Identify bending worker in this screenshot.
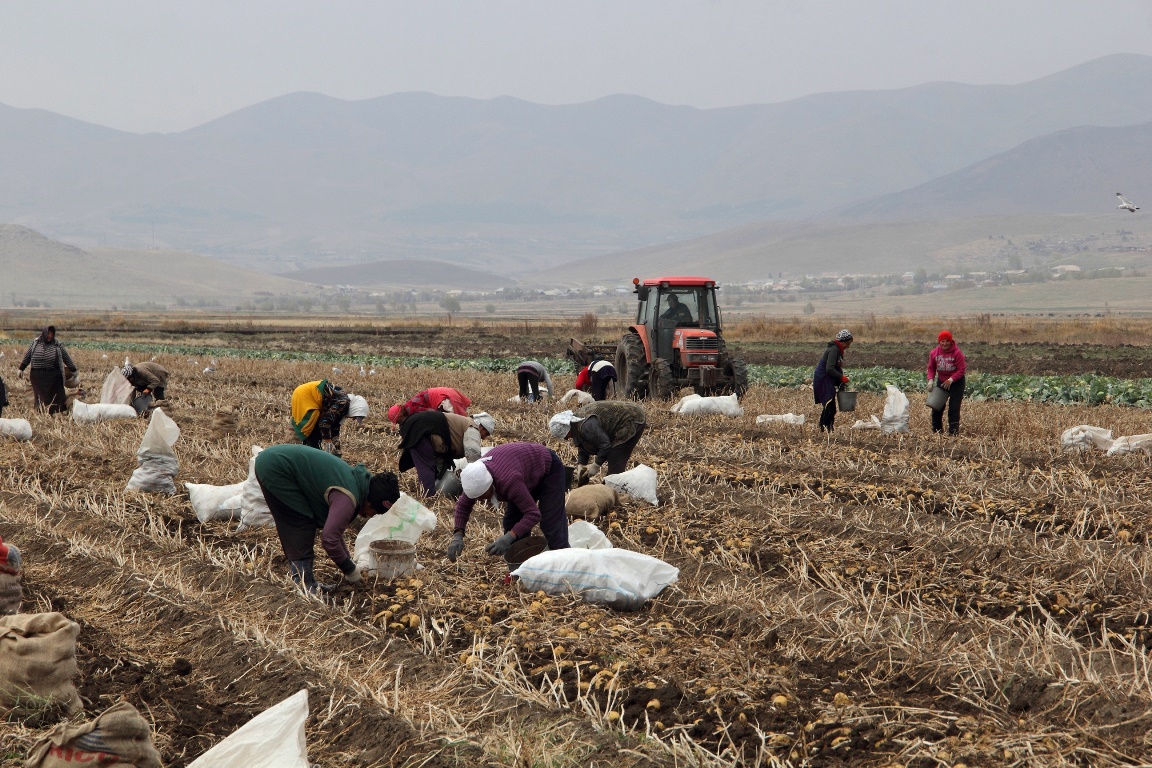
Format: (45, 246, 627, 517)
(574, 358, 618, 401)
(123, 361, 169, 401)
(447, 442, 570, 562)
(254, 444, 400, 595)
(291, 379, 350, 455)
(549, 401, 647, 485)
(399, 409, 496, 496)
(515, 360, 554, 403)
(387, 386, 472, 425)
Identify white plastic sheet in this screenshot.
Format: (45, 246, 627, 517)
(188, 689, 309, 768)
(99, 368, 135, 406)
(603, 464, 659, 505)
(1060, 425, 1115, 451)
(72, 401, 138, 423)
(0, 419, 32, 441)
(755, 413, 805, 426)
(670, 393, 743, 417)
(353, 493, 436, 574)
(851, 415, 882, 430)
(513, 548, 678, 609)
(186, 482, 246, 523)
(1106, 434, 1152, 456)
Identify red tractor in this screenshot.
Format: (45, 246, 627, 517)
(613, 276, 749, 400)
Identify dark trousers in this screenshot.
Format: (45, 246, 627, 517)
(502, 450, 570, 550)
(819, 398, 836, 432)
(931, 377, 965, 435)
(604, 424, 645, 475)
(409, 437, 442, 496)
(517, 371, 541, 401)
(590, 369, 617, 401)
(29, 368, 67, 415)
(259, 480, 317, 562)
(303, 419, 342, 448)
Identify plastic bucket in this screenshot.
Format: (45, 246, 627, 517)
(504, 535, 548, 571)
(926, 384, 948, 411)
(368, 539, 417, 580)
(836, 390, 858, 412)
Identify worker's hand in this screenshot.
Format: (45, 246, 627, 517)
(343, 566, 364, 586)
(17, 369, 27, 380)
(942, 377, 953, 390)
(842, 376, 850, 385)
(586, 462, 602, 480)
(485, 532, 517, 556)
(926, 380, 935, 392)
(574, 464, 589, 486)
(447, 532, 465, 562)
(321, 439, 336, 454)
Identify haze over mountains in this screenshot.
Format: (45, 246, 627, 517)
(3, 53, 1152, 295)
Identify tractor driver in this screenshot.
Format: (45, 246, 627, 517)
(660, 293, 694, 325)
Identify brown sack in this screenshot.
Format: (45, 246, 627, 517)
(0, 612, 81, 715)
(565, 485, 619, 521)
(25, 700, 163, 768)
(209, 409, 239, 441)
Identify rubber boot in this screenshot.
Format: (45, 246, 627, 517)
(288, 559, 334, 596)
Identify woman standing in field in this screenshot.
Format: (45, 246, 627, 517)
(18, 325, 78, 415)
(813, 329, 852, 432)
(927, 330, 967, 435)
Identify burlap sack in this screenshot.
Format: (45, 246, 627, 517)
(565, 485, 619, 521)
(209, 409, 239, 441)
(0, 612, 81, 715)
(25, 700, 163, 768)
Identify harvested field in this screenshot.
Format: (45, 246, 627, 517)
(3, 344, 1152, 766)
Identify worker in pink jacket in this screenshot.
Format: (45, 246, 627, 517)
(926, 330, 967, 435)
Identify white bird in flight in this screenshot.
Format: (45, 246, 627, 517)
(1117, 193, 1139, 213)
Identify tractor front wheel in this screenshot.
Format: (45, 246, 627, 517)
(616, 333, 649, 399)
(649, 358, 676, 400)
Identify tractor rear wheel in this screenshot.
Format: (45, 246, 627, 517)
(725, 357, 750, 397)
(616, 333, 649, 399)
(649, 358, 676, 400)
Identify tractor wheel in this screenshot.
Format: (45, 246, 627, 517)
(724, 357, 750, 398)
(616, 333, 649, 399)
(649, 358, 676, 400)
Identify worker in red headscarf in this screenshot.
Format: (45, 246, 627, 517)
(926, 330, 967, 435)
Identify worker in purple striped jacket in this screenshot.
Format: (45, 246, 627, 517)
(447, 442, 570, 561)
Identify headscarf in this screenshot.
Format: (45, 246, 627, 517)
(460, 459, 494, 498)
(387, 404, 403, 424)
(835, 329, 853, 342)
(38, 325, 56, 344)
(548, 410, 581, 439)
(937, 330, 953, 343)
(122, 363, 135, 379)
(472, 412, 496, 434)
(348, 394, 369, 418)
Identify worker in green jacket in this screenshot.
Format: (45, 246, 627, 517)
(254, 444, 400, 595)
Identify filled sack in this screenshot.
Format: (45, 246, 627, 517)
(236, 446, 272, 532)
(0, 418, 32, 442)
(565, 484, 619, 520)
(73, 401, 138, 424)
(568, 520, 612, 550)
(1106, 433, 1152, 456)
(188, 689, 309, 768)
(209, 409, 239, 440)
(126, 409, 180, 495)
(99, 368, 135, 406)
(513, 549, 678, 610)
(880, 385, 910, 434)
(25, 701, 163, 768)
(186, 482, 246, 523)
(0, 612, 81, 715)
(851, 415, 882, 430)
(604, 464, 659, 506)
(670, 393, 743, 417)
(559, 389, 594, 406)
(353, 493, 437, 574)
(1060, 425, 1114, 452)
(755, 413, 805, 426)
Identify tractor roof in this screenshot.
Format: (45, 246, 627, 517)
(636, 276, 717, 287)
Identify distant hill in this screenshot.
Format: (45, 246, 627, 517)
(5, 54, 1152, 273)
(283, 259, 509, 290)
(0, 225, 310, 307)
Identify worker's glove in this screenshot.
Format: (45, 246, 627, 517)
(485, 532, 518, 556)
(321, 439, 336, 455)
(343, 567, 364, 586)
(941, 377, 953, 390)
(842, 376, 850, 385)
(447, 532, 465, 562)
(586, 462, 602, 480)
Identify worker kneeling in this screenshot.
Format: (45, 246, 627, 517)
(255, 444, 400, 595)
(398, 410, 496, 496)
(549, 401, 647, 486)
(447, 442, 570, 562)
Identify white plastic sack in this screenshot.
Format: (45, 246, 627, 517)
(353, 493, 437, 573)
(755, 413, 805, 426)
(559, 388, 594, 405)
(1061, 425, 1114, 452)
(237, 446, 272, 531)
(851, 415, 882, 430)
(513, 549, 678, 610)
(880, 385, 910, 434)
(670, 393, 743, 417)
(508, 387, 551, 403)
(0, 419, 32, 441)
(568, 520, 613, 550)
(72, 401, 138, 423)
(186, 482, 246, 523)
(126, 409, 180, 494)
(99, 368, 134, 406)
(604, 464, 659, 506)
(188, 689, 309, 768)
(1106, 433, 1152, 456)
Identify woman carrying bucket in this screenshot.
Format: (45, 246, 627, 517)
(926, 330, 967, 435)
(813, 329, 852, 432)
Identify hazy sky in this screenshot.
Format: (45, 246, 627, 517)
(2, 1, 1150, 134)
